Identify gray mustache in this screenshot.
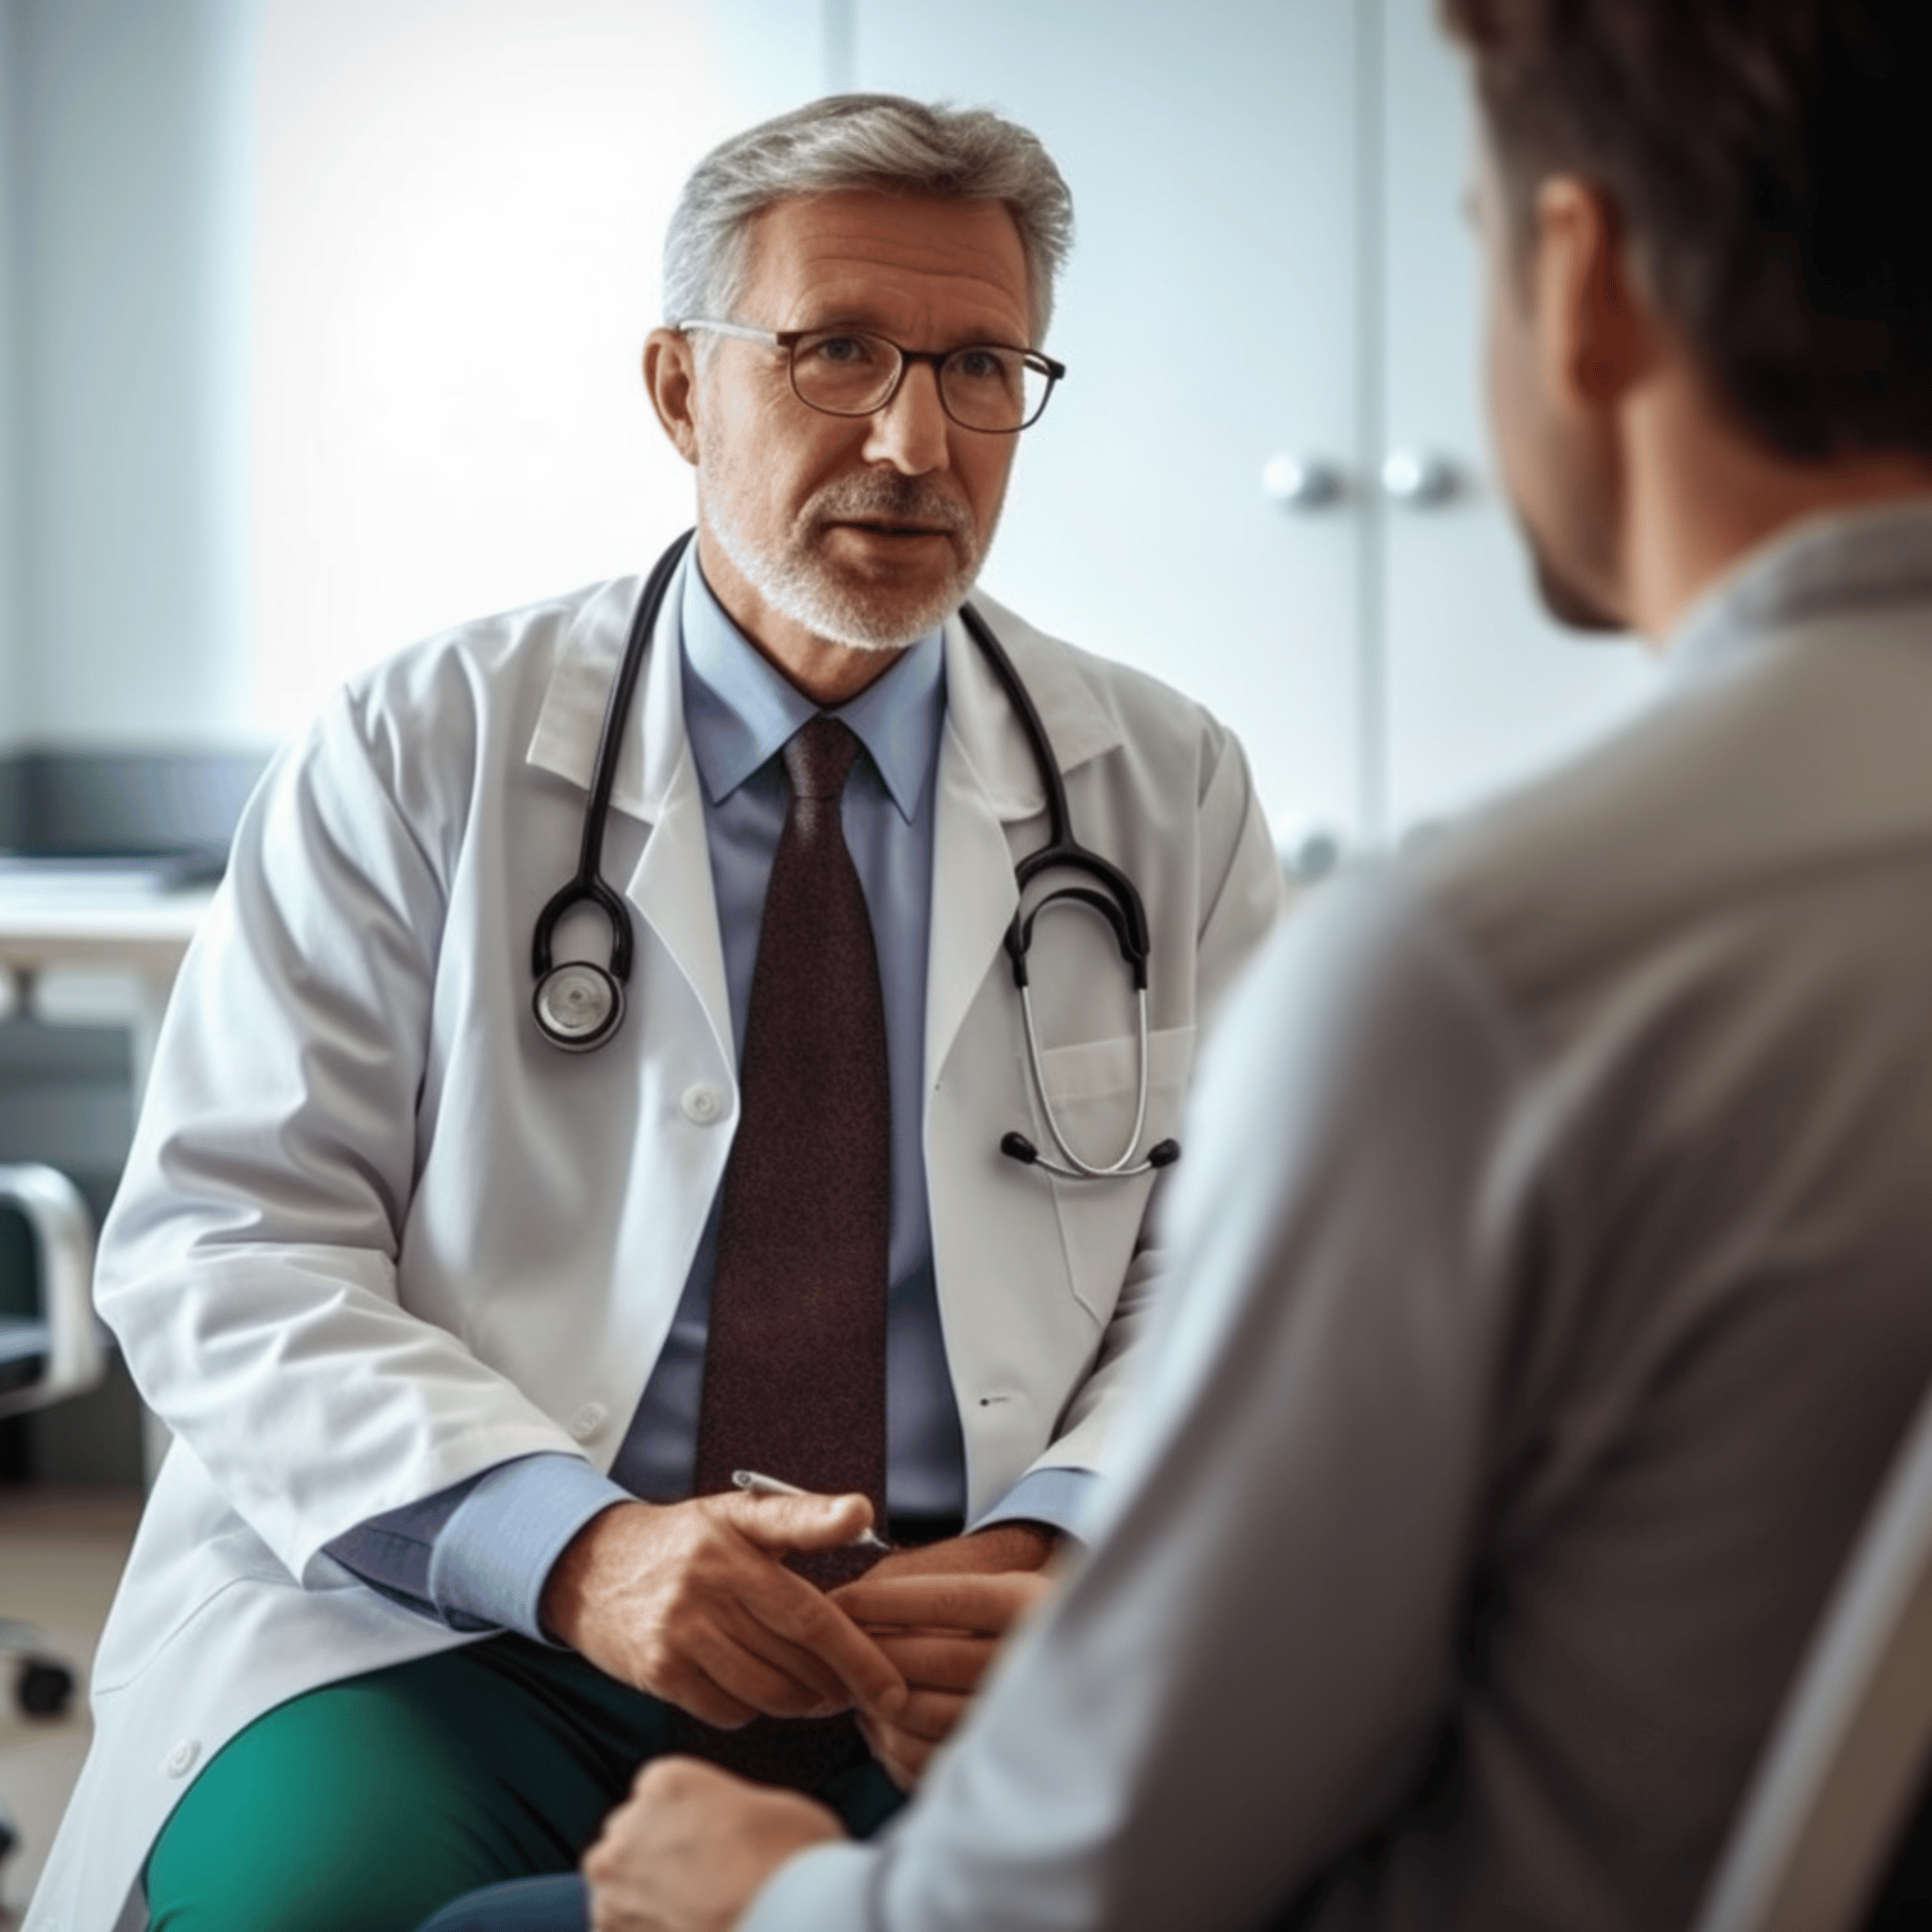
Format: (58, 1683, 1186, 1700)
(810, 477, 973, 532)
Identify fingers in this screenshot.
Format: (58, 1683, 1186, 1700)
(708, 1592, 862, 1709)
(833, 1569, 1051, 1638)
(876, 1687, 972, 1745)
(869, 1629, 998, 1695)
(707, 1493, 911, 1709)
(650, 1656, 758, 1730)
(857, 1710, 924, 1792)
(856, 1692, 970, 1792)
(549, 1496, 904, 1724)
(602, 1572, 852, 1719)
(722, 1488, 879, 1556)
(662, 1617, 839, 1727)
(586, 1758, 844, 1932)
(738, 1567, 908, 1718)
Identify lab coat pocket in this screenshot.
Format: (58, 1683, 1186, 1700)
(1029, 1024, 1195, 1324)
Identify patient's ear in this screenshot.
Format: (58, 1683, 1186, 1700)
(643, 328, 700, 466)
(1531, 176, 1653, 420)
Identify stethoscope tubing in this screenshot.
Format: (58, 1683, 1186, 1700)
(530, 530, 1177, 1180)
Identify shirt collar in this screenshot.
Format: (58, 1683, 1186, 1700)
(1668, 497, 1932, 675)
(678, 557, 946, 824)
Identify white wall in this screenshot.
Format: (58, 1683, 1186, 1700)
(0, 0, 1654, 828)
(245, 0, 825, 736)
(6, 0, 257, 751)
(851, 0, 1369, 845)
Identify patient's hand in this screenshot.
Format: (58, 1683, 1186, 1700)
(583, 1756, 841, 1932)
(831, 1524, 1059, 1789)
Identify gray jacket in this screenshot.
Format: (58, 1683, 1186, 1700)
(743, 500, 1932, 1931)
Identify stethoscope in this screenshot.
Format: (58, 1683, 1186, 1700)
(530, 530, 1179, 1182)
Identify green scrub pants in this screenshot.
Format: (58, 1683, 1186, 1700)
(143, 1634, 904, 1932)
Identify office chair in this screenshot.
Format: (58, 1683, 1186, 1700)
(0, 1162, 99, 1884)
(1692, 1377, 1932, 1932)
(0, 1159, 100, 1720)
(0, 1160, 101, 1427)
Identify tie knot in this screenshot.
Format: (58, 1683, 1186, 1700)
(783, 715, 863, 802)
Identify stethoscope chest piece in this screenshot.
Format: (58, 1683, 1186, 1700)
(533, 961, 625, 1053)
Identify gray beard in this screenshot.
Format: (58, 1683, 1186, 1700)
(704, 469, 994, 653)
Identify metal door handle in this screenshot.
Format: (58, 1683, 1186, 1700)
(1262, 454, 1346, 511)
(1379, 450, 1458, 507)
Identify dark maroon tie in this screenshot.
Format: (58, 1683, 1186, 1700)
(684, 714, 891, 1782)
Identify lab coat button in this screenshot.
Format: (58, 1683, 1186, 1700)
(569, 1402, 607, 1441)
(162, 1738, 201, 1778)
(680, 1083, 726, 1124)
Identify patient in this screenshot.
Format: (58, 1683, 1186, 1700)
(422, 1, 1932, 1927)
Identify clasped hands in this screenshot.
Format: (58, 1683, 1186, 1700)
(540, 1489, 1055, 1931)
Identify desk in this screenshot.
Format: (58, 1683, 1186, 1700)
(0, 876, 213, 1098)
(0, 875, 214, 1481)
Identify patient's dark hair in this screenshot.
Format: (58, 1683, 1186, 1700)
(1439, 0, 1932, 460)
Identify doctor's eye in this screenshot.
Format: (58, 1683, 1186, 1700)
(799, 331, 886, 369)
(791, 330, 897, 412)
(946, 346, 1016, 386)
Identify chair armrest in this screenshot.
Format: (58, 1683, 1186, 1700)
(0, 1162, 102, 1419)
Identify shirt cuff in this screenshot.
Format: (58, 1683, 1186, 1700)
(971, 1465, 1098, 1542)
(429, 1453, 632, 1642)
(736, 1840, 880, 1932)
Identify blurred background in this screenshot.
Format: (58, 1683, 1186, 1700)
(0, 0, 1661, 842)
(0, 0, 1663, 1907)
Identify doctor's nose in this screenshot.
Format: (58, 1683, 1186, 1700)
(861, 361, 952, 475)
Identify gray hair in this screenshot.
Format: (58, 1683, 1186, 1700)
(663, 93, 1074, 343)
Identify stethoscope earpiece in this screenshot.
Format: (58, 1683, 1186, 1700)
(1000, 1129, 1181, 1182)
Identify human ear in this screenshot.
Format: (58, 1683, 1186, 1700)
(643, 328, 701, 466)
(1531, 176, 1648, 415)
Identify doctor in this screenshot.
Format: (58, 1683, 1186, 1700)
(30, 93, 1283, 1932)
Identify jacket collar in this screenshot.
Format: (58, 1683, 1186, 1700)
(939, 587, 1124, 819)
(525, 558, 1125, 827)
(525, 545, 696, 822)
(522, 552, 1128, 1087)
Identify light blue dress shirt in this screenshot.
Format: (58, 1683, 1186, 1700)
(328, 563, 1091, 1639)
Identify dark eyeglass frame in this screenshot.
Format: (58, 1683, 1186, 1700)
(678, 319, 1067, 433)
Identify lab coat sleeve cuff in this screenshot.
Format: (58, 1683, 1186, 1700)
(971, 1465, 1098, 1543)
(429, 1454, 633, 1643)
(736, 1841, 882, 1932)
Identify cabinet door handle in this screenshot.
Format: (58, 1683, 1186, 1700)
(1379, 450, 1458, 507)
(1262, 454, 1346, 511)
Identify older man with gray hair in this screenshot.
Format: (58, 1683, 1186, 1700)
(28, 93, 1283, 1932)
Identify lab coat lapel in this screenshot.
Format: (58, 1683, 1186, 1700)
(525, 550, 734, 1068)
(924, 595, 1123, 1088)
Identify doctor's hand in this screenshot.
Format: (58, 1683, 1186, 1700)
(582, 1756, 843, 1932)
(541, 1495, 907, 1731)
(831, 1523, 1059, 1789)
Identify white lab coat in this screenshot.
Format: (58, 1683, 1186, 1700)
(27, 554, 1284, 1932)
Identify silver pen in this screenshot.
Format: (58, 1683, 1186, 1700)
(731, 1468, 891, 1550)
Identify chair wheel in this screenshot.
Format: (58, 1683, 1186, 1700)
(16, 1657, 74, 1719)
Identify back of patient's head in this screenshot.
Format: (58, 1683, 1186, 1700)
(1440, 0, 1932, 462)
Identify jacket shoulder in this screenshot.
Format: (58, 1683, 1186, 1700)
(969, 587, 1240, 768)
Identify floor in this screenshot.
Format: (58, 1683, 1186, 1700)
(0, 1485, 141, 1926)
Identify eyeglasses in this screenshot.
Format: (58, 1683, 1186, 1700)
(678, 320, 1066, 433)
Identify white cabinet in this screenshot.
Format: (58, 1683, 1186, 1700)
(854, 0, 1366, 852)
(854, 0, 1657, 855)
(1376, 0, 1655, 837)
